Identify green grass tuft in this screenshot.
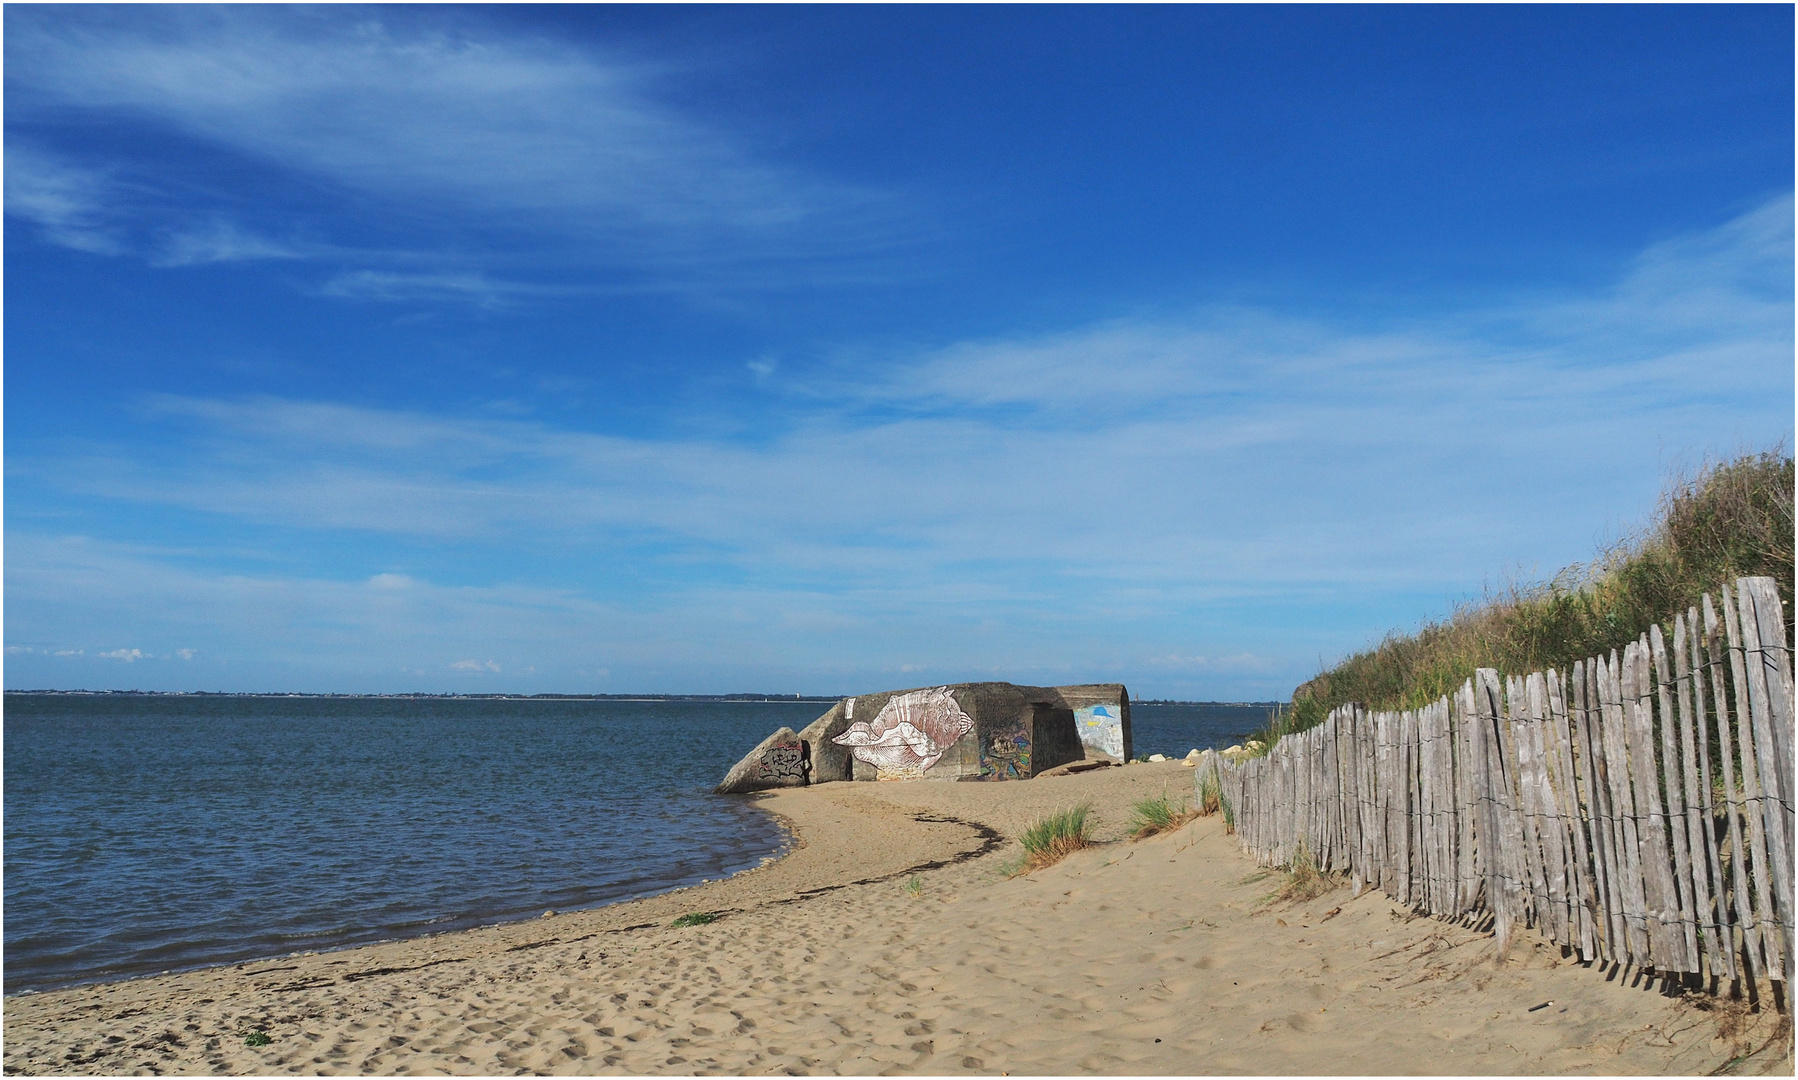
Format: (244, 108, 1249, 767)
(1129, 789, 1197, 839)
(670, 912, 718, 928)
(1195, 771, 1222, 817)
(242, 1030, 272, 1047)
(1009, 804, 1092, 875)
(903, 875, 923, 899)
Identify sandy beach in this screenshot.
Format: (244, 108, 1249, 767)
(4, 760, 1791, 1076)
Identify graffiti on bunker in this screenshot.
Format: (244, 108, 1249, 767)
(753, 740, 807, 782)
(978, 720, 1030, 780)
(1075, 703, 1124, 760)
(831, 686, 974, 780)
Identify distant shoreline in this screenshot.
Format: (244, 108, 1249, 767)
(2, 689, 1284, 706)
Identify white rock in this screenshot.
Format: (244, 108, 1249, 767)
(1148, 753, 1168, 762)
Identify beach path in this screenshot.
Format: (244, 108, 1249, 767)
(4, 762, 1790, 1075)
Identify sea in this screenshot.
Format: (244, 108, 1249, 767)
(2, 693, 1272, 995)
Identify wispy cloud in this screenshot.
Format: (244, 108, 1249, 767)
(7, 197, 1791, 694)
(5, 141, 308, 265)
(316, 269, 544, 307)
(153, 220, 302, 267)
(38, 196, 1785, 575)
(5, 7, 908, 286)
(3, 143, 125, 254)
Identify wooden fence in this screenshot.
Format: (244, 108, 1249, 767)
(1200, 576, 1794, 986)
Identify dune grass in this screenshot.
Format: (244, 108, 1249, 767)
(1255, 451, 1793, 749)
(1194, 768, 1238, 833)
(1264, 843, 1339, 906)
(1008, 804, 1093, 875)
(669, 912, 718, 928)
(1195, 770, 1223, 817)
(1129, 789, 1198, 839)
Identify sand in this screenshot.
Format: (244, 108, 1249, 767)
(4, 760, 1791, 1076)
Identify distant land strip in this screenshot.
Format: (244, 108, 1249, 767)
(2, 689, 1282, 707)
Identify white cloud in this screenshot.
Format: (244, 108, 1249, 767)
(6, 7, 899, 272)
(5, 197, 1791, 695)
(450, 659, 502, 673)
(98, 648, 149, 662)
(316, 270, 535, 307)
(153, 220, 301, 266)
(6, 142, 307, 264)
(3, 144, 124, 254)
(37, 197, 1787, 598)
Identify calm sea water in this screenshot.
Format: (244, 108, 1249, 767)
(1130, 702, 1273, 758)
(2, 695, 819, 995)
(3, 694, 1274, 996)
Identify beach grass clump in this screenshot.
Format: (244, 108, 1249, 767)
(1194, 769, 1238, 834)
(669, 912, 718, 928)
(1195, 770, 1223, 817)
(1271, 451, 1793, 740)
(903, 875, 923, 899)
(1129, 789, 1197, 839)
(1267, 843, 1339, 905)
(242, 1030, 272, 1047)
(1009, 804, 1092, 875)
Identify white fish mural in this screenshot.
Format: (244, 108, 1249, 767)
(831, 686, 974, 779)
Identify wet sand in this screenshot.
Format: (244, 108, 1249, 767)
(4, 761, 1791, 1075)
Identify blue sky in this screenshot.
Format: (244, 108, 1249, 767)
(5, 5, 1792, 697)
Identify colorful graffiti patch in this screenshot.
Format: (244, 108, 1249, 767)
(1075, 703, 1125, 760)
(978, 732, 1030, 780)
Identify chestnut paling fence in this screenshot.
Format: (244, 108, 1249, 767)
(1200, 576, 1794, 986)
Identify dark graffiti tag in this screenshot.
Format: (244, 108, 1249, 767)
(754, 740, 808, 782)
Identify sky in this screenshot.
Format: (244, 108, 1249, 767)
(4, 4, 1792, 698)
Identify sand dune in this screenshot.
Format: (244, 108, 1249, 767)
(4, 761, 1790, 1075)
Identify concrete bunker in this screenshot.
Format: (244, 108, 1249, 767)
(716, 682, 1130, 794)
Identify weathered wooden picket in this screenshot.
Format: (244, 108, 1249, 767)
(1199, 576, 1795, 987)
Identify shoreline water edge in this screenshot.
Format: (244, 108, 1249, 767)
(6, 761, 1788, 1076)
(2, 812, 801, 1003)
(4, 694, 1271, 997)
